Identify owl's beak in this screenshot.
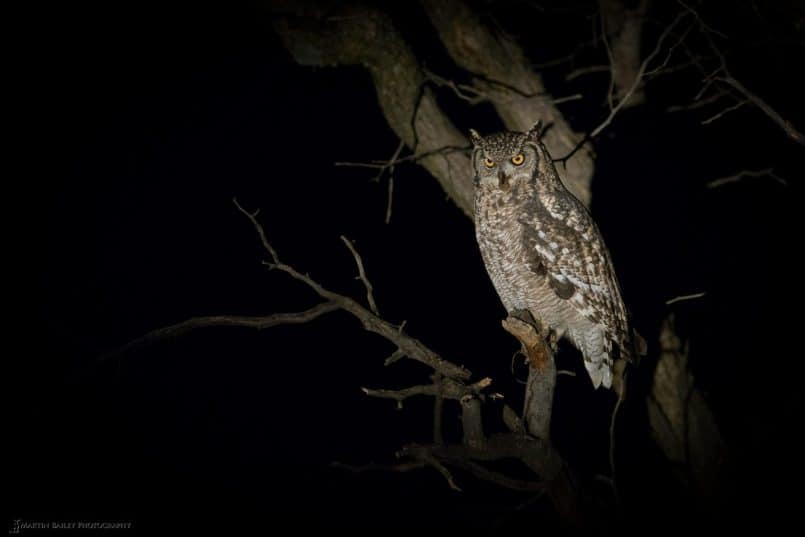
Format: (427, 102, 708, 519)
(497, 169, 509, 189)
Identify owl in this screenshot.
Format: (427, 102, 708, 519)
(470, 123, 644, 389)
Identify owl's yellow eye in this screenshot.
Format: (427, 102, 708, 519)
(511, 154, 525, 165)
(484, 158, 495, 168)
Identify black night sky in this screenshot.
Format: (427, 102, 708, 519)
(12, 1, 804, 535)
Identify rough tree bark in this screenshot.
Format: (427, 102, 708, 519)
(648, 315, 728, 514)
(599, 0, 649, 107)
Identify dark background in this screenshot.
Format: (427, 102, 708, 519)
(12, 1, 803, 534)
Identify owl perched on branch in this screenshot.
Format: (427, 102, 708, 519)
(471, 123, 645, 388)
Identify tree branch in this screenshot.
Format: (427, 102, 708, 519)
(232, 199, 472, 380)
(714, 76, 805, 146)
(105, 303, 339, 359)
(273, 4, 475, 215)
(340, 235, 379, 315)
(706, 168, 788, 189)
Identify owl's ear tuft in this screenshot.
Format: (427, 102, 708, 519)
(469, 128, 484, 147)
(525, 120, 544, 143)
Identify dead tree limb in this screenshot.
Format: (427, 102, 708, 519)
(104, 303, 339, 359)
(706, 168, 788, 189)
(714, 76, 805, 146)
(502, 310, 556, 440)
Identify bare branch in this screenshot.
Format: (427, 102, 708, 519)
(706, 168, 788, 189)
(666, 90, 729, 113)
(590, 10, 691, 139)
(384, 348, 405, 367)
(421, 454, 462, 492)
(236, 201, 471, 381)
(362, 384, 439, 409)
(104, 303, 340, 360)
(233, 197, 278, 264)
(334, 145, 470, 173)
(665, 292, 706, 305)
(361, 375, 492, 409)
(700, 98, 749, 125)
(714, 76, 805, 146)
(340, 235, 379, 316)
(679, 1, 805, 147)
(676, 0, 728, 38)
(385, 176, 395, 225)
(424, 68, 487, 105)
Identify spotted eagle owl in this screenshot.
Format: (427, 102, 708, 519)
(470, 123, 644, 389)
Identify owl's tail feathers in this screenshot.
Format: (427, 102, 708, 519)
(587, 363, 612, 390)
(585, 358, 613, 390)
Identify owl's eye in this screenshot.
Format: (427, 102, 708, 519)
(511, 154, 525, 165)
(484, 158, 495, 168)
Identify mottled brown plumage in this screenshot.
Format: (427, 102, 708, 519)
(471, 124, 643, 388)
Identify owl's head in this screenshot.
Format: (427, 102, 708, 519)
(469, 121, 551, 189)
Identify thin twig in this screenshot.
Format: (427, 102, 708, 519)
(422, 454, 462, 492)
(706, 168, 788, 189)
(665, 292, 706, 305)
(385, 176, 395, 224)
(233, 197, 278, 263)
(424, 68, 487, 105)
(666, 90, 728, 113)
(676, 0, 728, 38)
(103, 303, 340, 360)
(340, 235, 379, 316)
(700, 98, 748, 125)
(555, 10, 691, 164)
(590, 10, 690, 138)
(334, 145, 470, 171)
(714, 77, 805, 146)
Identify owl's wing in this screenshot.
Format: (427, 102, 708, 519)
(520, 202, 632, 354)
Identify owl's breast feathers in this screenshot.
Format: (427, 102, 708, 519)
(520, 192, 644, 362)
